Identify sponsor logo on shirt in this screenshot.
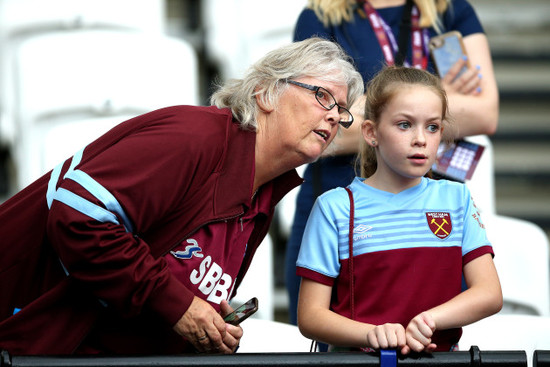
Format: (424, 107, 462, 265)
(353, 224, 373, 240)
(169, 238, 236, 305)
(190, 255, 234, 304)
(170, 239, 204, 259)
(426, 212, 452, 239)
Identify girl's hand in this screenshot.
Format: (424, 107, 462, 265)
(366, 323, 407, 353)
(441, 57, 482, 96)
(404, 312, 437, 353)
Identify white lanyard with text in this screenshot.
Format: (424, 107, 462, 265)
(362, 1, 429, 69)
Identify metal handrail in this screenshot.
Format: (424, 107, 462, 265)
(0, 346, 532, 367)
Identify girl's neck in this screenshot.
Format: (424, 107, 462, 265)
(363, 172, 422, 194)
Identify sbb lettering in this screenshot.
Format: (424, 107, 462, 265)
(190, 256, 233, 303)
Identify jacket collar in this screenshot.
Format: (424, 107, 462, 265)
(214, 121, 303, 217)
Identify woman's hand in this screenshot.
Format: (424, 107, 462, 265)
(172, 296, 239, 354)
(219, 299, 244, 353)
(366, 323, 407, 353)
(441, 57, 482, 96)
(404, 312, 437, 354)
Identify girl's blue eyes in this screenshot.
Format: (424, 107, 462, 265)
(427, 124, 440, 132)
(397, 121, 440, 132)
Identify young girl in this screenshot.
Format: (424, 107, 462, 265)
(296, 66, 502, 354)
(285, 0, 499, 327)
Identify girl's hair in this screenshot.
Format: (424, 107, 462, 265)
(308, 0, 450, 33)
(357, 66, 452, 178)
(210, 37, 364, 131)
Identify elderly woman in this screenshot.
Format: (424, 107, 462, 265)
(0, 38, 363, 355)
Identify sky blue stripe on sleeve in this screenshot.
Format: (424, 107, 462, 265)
(46, 148, 133, 232)
(47, 147, 84, 209)
(65, 147, 84, 175)
(53, 188, 121, 226)
(64, 170, 134, 233)
(47, 162, 63, 209)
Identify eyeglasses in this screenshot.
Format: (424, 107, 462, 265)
(286, 80, 353, 128)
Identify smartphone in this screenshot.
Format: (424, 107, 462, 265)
(223, 297, 259, 325)
(429, 31, 470, 79)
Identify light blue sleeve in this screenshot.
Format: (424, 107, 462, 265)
(461, 185, 491, 256)
(296, 194, 342, 279)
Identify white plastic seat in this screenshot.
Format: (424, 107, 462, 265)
(231, 235, 274, 321)
(41, 115, 136, 174)
(483, 214, 550, 317)
(6, 29, 198, 188)
(202, 0, 306, 81)
(461, 314, 550, 367)
(0, 0, 166, 150)
(464, 134, 496, 215)
(237, 318, 311, 353)
(0, 0, 165, 38)
(274, 164, 306, 240)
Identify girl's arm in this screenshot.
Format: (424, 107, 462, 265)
(297, 278, 407, 350)
(443, 33, 500, 138)
(430, 253, 503, 328)
(406, 253, 502, 352)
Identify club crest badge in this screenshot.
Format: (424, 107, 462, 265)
(426, 212, 452, 239)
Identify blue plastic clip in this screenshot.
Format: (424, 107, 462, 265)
(380, 349, 397, 367)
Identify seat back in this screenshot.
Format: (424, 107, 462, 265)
(484, 214, 550, 317)
(202, 0, 306, 80)
(237, 318, 311, 353)
(231, 235, 274, 321)
(461, 314, 550, 367)
(464, 134, 496, 215)
(0, 0, 165, 38)
(8, 30, 198, 188)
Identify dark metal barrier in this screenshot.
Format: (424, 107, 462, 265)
(535, 350, 550, 367)
(0, 346, 531, 367)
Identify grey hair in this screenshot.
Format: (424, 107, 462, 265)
(210, 37, 364, 130)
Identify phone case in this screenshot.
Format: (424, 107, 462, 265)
(429, 31, 469, 78)
(224, 297, 259, 325)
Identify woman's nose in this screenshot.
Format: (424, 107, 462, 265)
(326, 107, 340, 127)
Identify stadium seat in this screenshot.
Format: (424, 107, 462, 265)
(461, 314, 550, 367)
(483, 214, 550, 317)
(0, 0, 165, 37)
(202, 0, 306, 81)
(231, 235, 275, 321)
(464, 134, 496, 215)
(4, 29, 198, 189)
(237, 318, 311, 353)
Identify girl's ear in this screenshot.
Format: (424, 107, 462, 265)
(362, 119, 378, 147)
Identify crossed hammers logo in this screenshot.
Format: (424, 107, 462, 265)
(426, 212, 452, 239)
(431, 217, 450, 235)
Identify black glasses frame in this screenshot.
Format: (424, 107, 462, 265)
(286, 80, 353, 128)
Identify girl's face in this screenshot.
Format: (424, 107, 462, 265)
(365, 84, 444, 186)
